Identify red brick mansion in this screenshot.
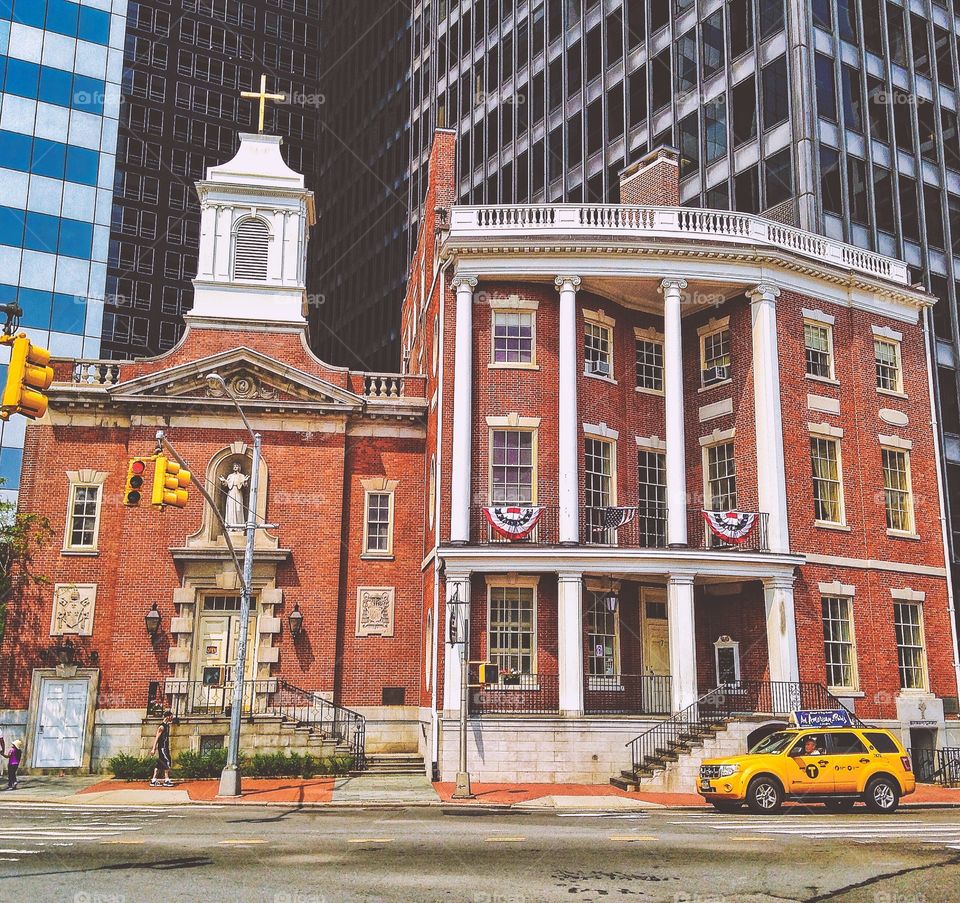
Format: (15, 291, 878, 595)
(1, 131, 957, 787)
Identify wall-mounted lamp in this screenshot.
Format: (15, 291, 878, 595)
(288, 604, 303, 638)
(145, 603, 162, 638)
(604, 594, 619, 613)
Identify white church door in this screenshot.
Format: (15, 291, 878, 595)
(33, 679, 88, 768)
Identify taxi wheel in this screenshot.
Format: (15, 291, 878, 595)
(711, 801, 743, 813)
(824, 799, 856, 812)
(864, 776, 900, 814)
(746, 776, 783, 814)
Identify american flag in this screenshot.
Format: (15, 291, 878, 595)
(593, 506, 638, 532)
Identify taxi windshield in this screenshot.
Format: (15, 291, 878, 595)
(749, 731, 798, 754)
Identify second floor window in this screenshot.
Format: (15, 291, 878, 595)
(635, 338, 664, 392)
(637, 450, 666, 546)
(584, 321, 613, 378)
(492, 310, 534, 364)
(894, 601, 926, 690)
(822, 595, 857, 690)
(491, 430, 534, 504)
(804, 321, 834, 379)
(701, 327, 731, 386)
(68, 485, 101, 549)
(363, 491, 393, 555)
(810, 436, 843, 523)
(875, 338, 903, 393)
(705, 441, 737, 510)
(882, 448, 913, 533)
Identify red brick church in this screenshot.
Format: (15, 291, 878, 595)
(1, 129, 958, 787)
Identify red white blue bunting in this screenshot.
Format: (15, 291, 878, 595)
(483, 506, 544, 540)
(701, 510, 758, 544)
(593, 506, 638, 532)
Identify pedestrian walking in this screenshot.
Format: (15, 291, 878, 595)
(2, 739, 22, 790)
(150, 710, 174, 787)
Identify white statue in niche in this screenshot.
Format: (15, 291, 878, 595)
(220, 462, 250, 529)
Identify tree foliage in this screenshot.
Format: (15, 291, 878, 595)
(0, 487, 53, 642)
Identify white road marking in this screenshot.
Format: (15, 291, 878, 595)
(557, 813, 650, 819)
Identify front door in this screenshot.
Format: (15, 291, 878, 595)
(785, 732, 835, 795)
(33, 679, 88, 768)
(192, 595, 258, 714)
(641, 588, 671, 712)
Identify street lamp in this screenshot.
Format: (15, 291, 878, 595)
(288, 604, 303, 637)
(206, 371, 263, 799)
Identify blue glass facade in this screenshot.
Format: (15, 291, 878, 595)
(0, 0, 125, 494)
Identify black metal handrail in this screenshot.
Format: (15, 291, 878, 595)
(275, 680, 366, 770)
(469, 672, 559, 715)
(909, 746, 960, 786)
(583, 673, 672, 715)
(625, 680, 862, 775)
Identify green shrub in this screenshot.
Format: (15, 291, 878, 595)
(108, 753, 156, 781)
(242, 751, 355, 778)
(174, 747, 231, 779)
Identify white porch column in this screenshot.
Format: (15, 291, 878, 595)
(557, 571, 584, 715)
(442, 572, 472, 714)
(555, 275, 582, 544)
(763, 576, 800, 684)
(748, 283, 790, 553)
(660, 278, 688, 546)
(667, 575, 698, 711)
(450, 275, 477, 544)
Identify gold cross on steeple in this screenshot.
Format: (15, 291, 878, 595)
(241, 75, 287, 134)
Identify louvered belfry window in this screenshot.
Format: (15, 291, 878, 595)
(233, 218, 269, 280)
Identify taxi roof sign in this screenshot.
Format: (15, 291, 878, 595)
(791, 709, 853, 729)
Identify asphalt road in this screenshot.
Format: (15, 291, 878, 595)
(1, 801, 959, 903)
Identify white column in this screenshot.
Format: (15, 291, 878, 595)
(748, 283, 790, 553)
(557, 571, 584, 715)
(763, 576, 800, 684)
(450, 275, 477, 544)
(660, 278, 688, 546)
(442, 573, 471, 714)
(667, 575, 698, 711)
(555, 276, 582, 544)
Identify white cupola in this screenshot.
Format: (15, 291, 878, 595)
(188, 133, 316, 326)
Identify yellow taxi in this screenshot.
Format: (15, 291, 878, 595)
(697, 726, 916, 813)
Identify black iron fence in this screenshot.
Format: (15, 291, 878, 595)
(909, 747, 960, 786)
(469, 672, 559, 715)
(581, 507, 667, 548)
(583, 673, 672, 715)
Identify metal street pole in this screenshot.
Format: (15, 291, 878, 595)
(452, 589, 473, 799)
(218, 430, 261, 797)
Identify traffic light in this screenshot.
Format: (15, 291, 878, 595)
(478, 662, 500, 685)
(0, 333, 53, 421)
(124, 456, 153, 506)
(151, 455, 191, 507)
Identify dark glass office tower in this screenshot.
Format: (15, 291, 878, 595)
(310, 1, 412, 373)
(409, 0, 960, 620)
(102, 0, 324, 359)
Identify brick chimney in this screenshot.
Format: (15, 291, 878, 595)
(426, 128, 457, 223)
(619, 146, 680, 206)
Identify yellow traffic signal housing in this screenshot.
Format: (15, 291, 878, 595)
(478, 662, 500, 685)
(1, 333, 54, 421)
(152, 455, 191, 507)
(124, 456, 154, 506)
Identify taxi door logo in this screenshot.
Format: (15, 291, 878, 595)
(805, 764, 819, 779)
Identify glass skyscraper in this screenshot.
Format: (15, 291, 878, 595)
(408, 0, 960, 606)
(0, 0, 126, 498)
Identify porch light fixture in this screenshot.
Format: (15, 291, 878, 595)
(288, 604, 303, 637)
(604, 594, 619, 613)
(145, 603, 162, 638)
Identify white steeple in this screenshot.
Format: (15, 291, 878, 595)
(187, 133, 316, 327)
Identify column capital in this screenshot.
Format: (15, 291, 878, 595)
(762, 574, 795, 592)
(746, 282, 781, 304)
(557, 570, 584, 584)
(554, 275, 582, 292)
(451, 274, 478, 291)
(668, 574, 697, 588)
(658, 278, 688, 295)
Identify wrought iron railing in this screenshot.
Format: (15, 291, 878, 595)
(146, 678, 366, 769)
(583, 673, 672, 715)
(688, 510, 770, 552)
(470, 506, 558, 544)
(469, 672, 559, 715)
(909, 747, 960, 786)
(626, 680, 862, 776)
(581, 506, 667, 547)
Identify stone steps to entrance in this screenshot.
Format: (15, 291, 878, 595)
(362, 753, 425, 775)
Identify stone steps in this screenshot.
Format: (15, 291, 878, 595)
(362, 753, 425, 775)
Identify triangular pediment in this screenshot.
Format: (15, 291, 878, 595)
(109, 347, 363, 411)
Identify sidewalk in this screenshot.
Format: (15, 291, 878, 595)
(1, 775, 958, 810)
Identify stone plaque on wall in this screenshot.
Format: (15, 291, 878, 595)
(356, 587, 395, 637)
(50, 584, 97, 636)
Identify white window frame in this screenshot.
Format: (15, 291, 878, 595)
(360, 478, 398, 558)
(809, 426, 847, 528)
(489, 296, 539, 369)
(894, 601, 928, 692)
(584, 432, 618, 542)
(62, 470, 108, 553)
(698, 317, 731, 388)
(486, 577, 539, 682)
(803, 319, 836, 381)
(586, 590, 621, 687)
(874, 337, 904, 395)
(583, 308, 616, 382)
(487, 423, 539, 505)
(881, 445, 916, 537)
(713, 636, 741, 685)
(702, 438, 737, 511)
(821, 594, 859, 693)
(634, 327, 664, 395)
